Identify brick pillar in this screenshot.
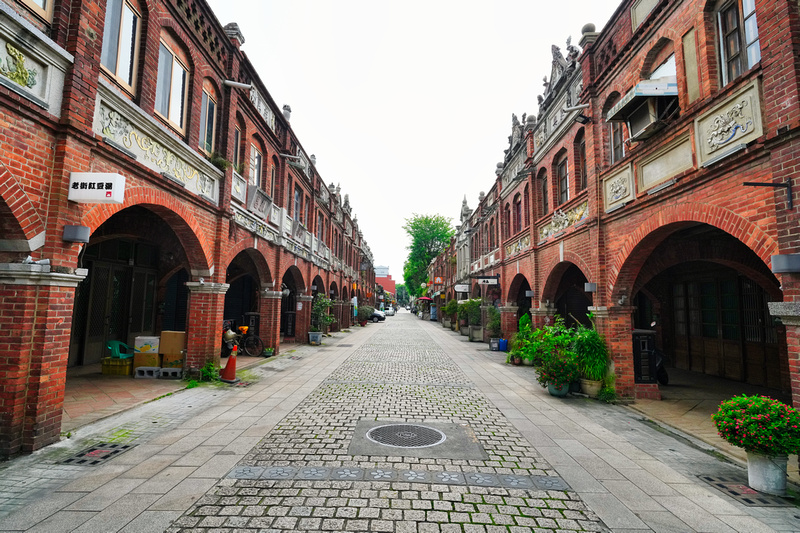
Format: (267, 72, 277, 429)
(296, 295, 313, 343)
(331, 301, 343, 332)
(0, 266, 85, 457)
(184, 282, 228, 373)
(530, 302, 554, 330)
(768, 301, 800, 407)
(499, 306, 519, 339)
(593, 305, 638, 399)
(261, 290, 282, 355)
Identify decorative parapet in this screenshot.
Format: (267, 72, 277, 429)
(695, 80, 763, 167)
(505, 234, 531, 257)
(0, 2, 73, 114)
(232, 171, 247, 204)
(232, 205, 279, 244)
(249, 87, 276, 131)
(94, 81, 221, 204)
(539, 201, 588, 240)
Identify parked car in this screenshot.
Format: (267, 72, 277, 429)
(370, 310, 386, 322)
(384, 307, 395, 316)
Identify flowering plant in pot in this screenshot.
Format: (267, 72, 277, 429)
(711, 395, 800, 496)
(535, 351, 579, 397)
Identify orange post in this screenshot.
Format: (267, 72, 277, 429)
(220, 344, 240, 383)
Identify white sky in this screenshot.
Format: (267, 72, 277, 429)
(206, 0, 619, 282)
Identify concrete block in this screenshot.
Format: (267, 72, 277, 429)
(135, 367, 161, 379)
(159, 368, 182, 379)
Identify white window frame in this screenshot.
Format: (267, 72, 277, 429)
(199, 89, 217, 154)
(100, 0, 140, 91)
(233, 127, 242, 171)
(155, 41, 189, 131)
(20, 0, 53, 20)
(249, 144, 262, 187)
(718, 0, 760, 86)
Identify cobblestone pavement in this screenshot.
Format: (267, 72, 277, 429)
(2, 312, 800, 532)
(170, 321, 607, 533)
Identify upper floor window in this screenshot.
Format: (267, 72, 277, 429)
(199, 83, 217, 153)
(294, 185, 302, 220)
(489, 219, 496, 250)
(578, 138, 587, 191)
(718, 0, 760, 85)
(513, 194, 522, 234)
(270, 161, 278, 198)
(233, 126, 242, 172)
(101, 0, 140, 90)
(155, 40, 188, 131)
(539, 170, 549, 215)
(21, 0, 53, 20)
(249, 144, 262, 187)
(557, 156, 569, 205)
(610, 122, 625, 164)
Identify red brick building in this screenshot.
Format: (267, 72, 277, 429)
(434, 0, 800, 405)
(0, 0, 376, 457)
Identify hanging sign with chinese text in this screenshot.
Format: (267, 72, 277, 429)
(68, 173, 125, 204)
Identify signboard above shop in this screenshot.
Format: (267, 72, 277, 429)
(454, 284, 470, 293)
(68, 173, 125, 204)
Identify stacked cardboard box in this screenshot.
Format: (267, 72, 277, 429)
(160, 331, 185, 376)
(133, 336, 160, 370)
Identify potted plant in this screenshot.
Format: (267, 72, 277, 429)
(712, 395, 800, 496)
(309, 295, 336, 345)
(263, 347, 275, 357)
(487, 306, 502, 350)
(357, 305, 374, 326)
(443, 298, 458, 330)
(572, 320, 609, 398)
(457, 301, 469, 336)
(535, 351, 580, 397)
(467, 299, 483, 342)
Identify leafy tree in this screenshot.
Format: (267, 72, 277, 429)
(402, 214, 454, 296)
(396, 284, 410, 305)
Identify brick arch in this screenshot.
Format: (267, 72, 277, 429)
(282, 265, 306, 293)
(80, 187, 213, 273)
(610, 204, 778, 302)
(540, 251, 594, 302)
(0, 165, 46, 245)
(639, 37, 675, 79)
(506, 273, 531, 304)
(223, 241, 273, 287)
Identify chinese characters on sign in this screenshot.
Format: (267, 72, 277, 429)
(68, 173, 125, 204)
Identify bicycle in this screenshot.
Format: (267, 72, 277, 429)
(222, 325, 264, 357)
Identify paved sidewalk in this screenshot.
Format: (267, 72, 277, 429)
(0, 315, 798, 532)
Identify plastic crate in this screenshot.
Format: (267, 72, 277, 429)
(102, 357, 132, 376)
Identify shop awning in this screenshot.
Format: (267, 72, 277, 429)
(607, 76, 678, 121)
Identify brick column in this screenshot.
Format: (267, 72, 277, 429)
(184, 282, 228, 373)
(295, 295, 313, 343)
(0, 265, 85, 457)
(592, 305, 638, 399)
(499, 306, 519, 339)
(530, 302, 554, 330)
(261, 290, 282, 355)
(331, 301, 343, 332)
(768, 301, 800, 407)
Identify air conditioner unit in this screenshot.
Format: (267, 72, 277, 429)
(627, 97, 677, 141)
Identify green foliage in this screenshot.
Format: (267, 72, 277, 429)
(487, 306, 502, 338)
(712, 395, 800, 455)
(310, 295, 336, 332)
(396, 284, 410, 305)
(357, 305, 375, 322)
(598, 386, 617, 403)
(444, 298, 459, 318)
(461, 299, 481, 326)
(402, 214, 454, 296)
(208, 152, 231, 171)
(536, 352, 580, 389)
(200, 361, 220, 382)
(457, 301, 469, 321)
(186, 379, 199, 389)
(573, 323, 609, 381)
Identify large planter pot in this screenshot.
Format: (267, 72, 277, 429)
(522, 358, 534, 366)
(547, 383, 570, 397)
(460, 326, 469, 336)
(443, 319, 451, 329)
(580, 378, 603, 398)
(308, 331, 323, 345)
(747, 452, 788, 496)
(468, 325, 483, 342)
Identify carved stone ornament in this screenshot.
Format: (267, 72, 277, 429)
(505, 234, 531, 256)
(0, 43, 37, 88)
(609, 175, 629, 201)
(99, 104, 213, 197)
(707, 100, 753, 153)
(249, 87, 276, 131)
(539, 201, 588, 240)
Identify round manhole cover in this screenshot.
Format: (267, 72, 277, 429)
(366, 424, 446, 448)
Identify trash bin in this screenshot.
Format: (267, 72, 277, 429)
(489, 338, 500, 351)
(498, 338, 508, 352)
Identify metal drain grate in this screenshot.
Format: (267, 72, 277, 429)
(61, 443, 133, 466)
(366, 424, 446, 448)
(698, 475, 793, 507)
(339, 344, 354, 347)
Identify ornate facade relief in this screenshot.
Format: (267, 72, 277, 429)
(539, 201, 588, 240)
(603, 163, 634, 212)
(505, 234, 531, 257)
(249, 87, 276, 131)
